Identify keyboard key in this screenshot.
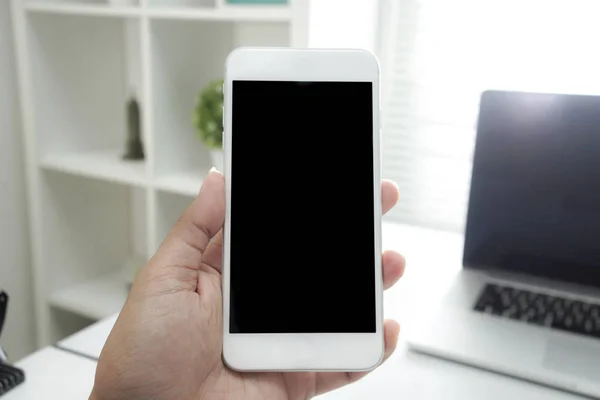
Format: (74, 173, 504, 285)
(564, 299, 573, 308)
(501, 293, 511, 307)
(564, 316, 573, 328)
(474, 283, 600, 341)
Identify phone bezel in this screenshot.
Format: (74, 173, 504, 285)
(222, 47, 383, 372)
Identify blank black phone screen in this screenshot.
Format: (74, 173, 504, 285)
(229, 81, 376, 333)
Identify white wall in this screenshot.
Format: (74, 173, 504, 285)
(307, 0, 379, 51)
(0, 1, 36, 360)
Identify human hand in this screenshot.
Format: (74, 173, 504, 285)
(90, 169, 405, 400)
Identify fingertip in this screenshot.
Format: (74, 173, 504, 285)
(383, 319, 401, 356)
(381, 179, 400, 214)
(200, 167, 225, 191)
(382, 179, 400, 202)
(382, 250, 406, 290)
(383, 250, 406, 271)
(383, 178, 400, 192)
(207, 167, 224, 183)
(385, 319, 401, 338)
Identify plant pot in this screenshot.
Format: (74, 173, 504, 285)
(210, 149, 224, 172)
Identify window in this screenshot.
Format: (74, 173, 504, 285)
(378, 0, 600, 231)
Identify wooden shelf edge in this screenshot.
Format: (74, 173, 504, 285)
(39, 149, 148, 188)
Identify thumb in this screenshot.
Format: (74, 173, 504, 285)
(150, 168, 225, 273)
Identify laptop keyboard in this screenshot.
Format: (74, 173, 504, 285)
(474, 283, 600, 339)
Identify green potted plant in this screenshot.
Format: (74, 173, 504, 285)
(194, 78, 224, 171)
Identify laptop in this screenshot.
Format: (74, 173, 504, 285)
(406, 90, 600, 397)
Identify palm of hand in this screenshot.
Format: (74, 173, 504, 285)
(92, 171, 404, 400)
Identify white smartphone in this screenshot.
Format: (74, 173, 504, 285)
(222, 48, 383, 372)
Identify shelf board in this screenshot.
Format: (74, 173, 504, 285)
(40, 149, 147, 187)
(154, 170, 206, 197)
(147, 5, 291, 22)
(25, 2, 290, 22)
(26, 2, 140, 18)
(49, 269, 130, 321)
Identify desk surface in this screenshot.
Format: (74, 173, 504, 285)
(8, 222, 584, 399)
(5, 347, 96, 400)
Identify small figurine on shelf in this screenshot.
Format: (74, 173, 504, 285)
(123, 96, 145, 161)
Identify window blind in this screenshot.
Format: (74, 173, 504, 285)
(377, 0, 600, 232)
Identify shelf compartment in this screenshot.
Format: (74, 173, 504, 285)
(150, 19, 288, 183)
(150, 19, 230, 181)
(40, 173, 144, 323)
(28, 13, 138, 158)
(26, 2, 140, 18)
(40, 148, 147, 186)
(49, 268, 130, 320)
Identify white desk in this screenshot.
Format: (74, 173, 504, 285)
(5, 223, 584, 399)
(3, 347, 96, 399)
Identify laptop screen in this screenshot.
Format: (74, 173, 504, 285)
(463, 90, 600, 286)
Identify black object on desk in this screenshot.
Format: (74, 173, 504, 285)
(0, 291, 26, 396)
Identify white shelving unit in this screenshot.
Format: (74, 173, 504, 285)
(11, 0, 309, 346)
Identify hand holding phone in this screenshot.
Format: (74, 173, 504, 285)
(90, 49, 405, 400)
